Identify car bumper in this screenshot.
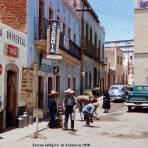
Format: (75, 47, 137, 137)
(110, 96, 123, 101)
(125, 103, 148, 107)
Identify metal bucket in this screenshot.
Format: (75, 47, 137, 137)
(18, 116, 25, 128)
(23, 112, 29, 127)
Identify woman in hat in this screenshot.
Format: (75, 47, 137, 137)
(48, 90, 58, 128)
(63, 89, 77, 130)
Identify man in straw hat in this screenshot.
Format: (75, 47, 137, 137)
(63, 88, 77, 130)
(82, 102, 99, 127)
(48, 90, 58, 128)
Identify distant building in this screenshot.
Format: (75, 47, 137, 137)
(105, 47, 125, 87)
(134, 7, 148, 84)
(105, 40, 134, 85)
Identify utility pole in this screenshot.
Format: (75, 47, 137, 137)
(76, 0, 91, 94)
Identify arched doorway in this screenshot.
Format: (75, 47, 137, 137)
(5, 64, 19, 128)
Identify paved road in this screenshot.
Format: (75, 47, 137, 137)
(1, 101, 148, 148)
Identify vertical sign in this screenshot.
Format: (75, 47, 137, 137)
(49, 21, 57, 54)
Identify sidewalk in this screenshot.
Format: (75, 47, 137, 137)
(0, 121, 48, 144)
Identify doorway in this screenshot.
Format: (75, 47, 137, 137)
(6, 71, 17, 127)
(38, 76, 44, 109)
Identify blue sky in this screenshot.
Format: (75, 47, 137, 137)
(88, 0, 135, 41)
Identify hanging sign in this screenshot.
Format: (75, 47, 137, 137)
(40, 57, 52, 73)
(49, 21, 57, 54)
(140, 0, 148, 8)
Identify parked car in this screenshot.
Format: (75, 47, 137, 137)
(108, 85, 127, 102)
(125, 84, 148, 112)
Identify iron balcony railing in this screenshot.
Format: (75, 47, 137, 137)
(34, 17, 49, 40)
(59, 32, 81, 60)
(34, 17, 81, 60)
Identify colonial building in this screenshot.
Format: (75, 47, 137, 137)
(69, 0, 105, 93)
(0, 0, 81, 129)
(105, 47, 125, 86)
(134, 3, 148, 84)
(0, 23, 27, 129)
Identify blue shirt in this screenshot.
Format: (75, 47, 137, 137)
(82, 103, 95, 114)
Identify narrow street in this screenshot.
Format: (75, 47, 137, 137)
(1, 101, 148, 148)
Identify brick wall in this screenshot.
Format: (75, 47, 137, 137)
(0, 0, 27, 33)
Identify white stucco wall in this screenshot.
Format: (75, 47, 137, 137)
(0, 23, 27, 108)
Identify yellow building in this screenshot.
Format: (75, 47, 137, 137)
(105, 47, 125, 85)
(134, 8, 148, 84)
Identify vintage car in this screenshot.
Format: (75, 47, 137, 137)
(125, 84, 148, 112)
(108, 85, 127, 102)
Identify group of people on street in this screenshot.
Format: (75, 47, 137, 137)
(48, 86, 111, 130)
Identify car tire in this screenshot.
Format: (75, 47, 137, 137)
(128, 106, 132, 112)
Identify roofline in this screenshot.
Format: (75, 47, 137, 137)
(105, 39, 134, 44)
(83, 0, 100, 23)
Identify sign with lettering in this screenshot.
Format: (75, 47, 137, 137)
(33, 108, 43, 118)
(40, 57, 52, 73)
(20, 68, 34, 102)
(7, 44, 19, 57)
(0, 64, 2, 74)
(49, 21, 57, 54)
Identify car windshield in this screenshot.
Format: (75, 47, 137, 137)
(110, 86, 125, 91)
(110, 87, 119, 90)
(134, 86, 148, 91)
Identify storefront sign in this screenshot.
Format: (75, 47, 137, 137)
(0, 64, 2, 74)
(7, 44, 19, 57)
(46, 54, 62, 60)
(49, 21, 57, 54)
(140, 0, 148, 8)
(40, 57, 52, 73)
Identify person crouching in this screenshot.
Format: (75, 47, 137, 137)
(82, 102, 99, 127)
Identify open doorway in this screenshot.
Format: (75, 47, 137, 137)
(6, 70, 17, 127)
(38, 76, 44, 109)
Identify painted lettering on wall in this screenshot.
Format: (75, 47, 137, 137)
(0, 23, 26, 47)
(7, 31, 26, 47)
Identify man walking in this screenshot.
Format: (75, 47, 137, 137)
(63, 89, 77, 130)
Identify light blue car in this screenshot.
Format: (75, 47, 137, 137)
(108, 85, 127, 102)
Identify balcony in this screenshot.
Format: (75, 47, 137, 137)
(34, 17, 81, 61)
(84, 38, 101, 61)
(59, 32, 81, 61)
